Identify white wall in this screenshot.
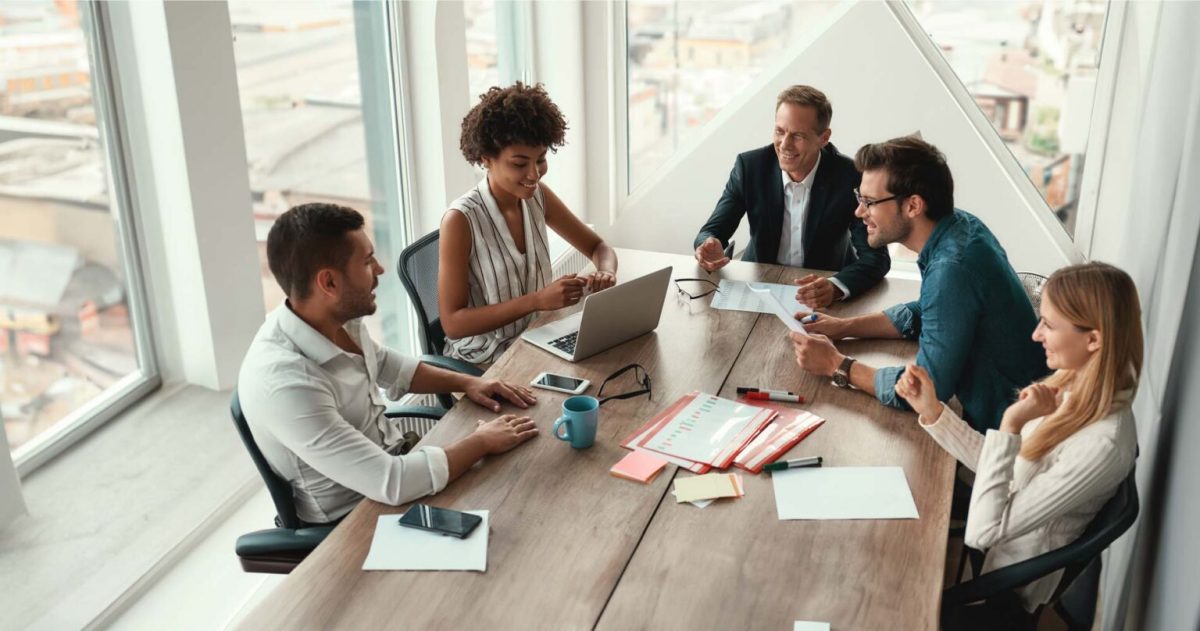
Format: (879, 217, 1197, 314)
(108, 1, 265, 390)
(601, 1, 1076, 276)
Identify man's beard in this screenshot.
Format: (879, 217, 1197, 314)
(335, 285, 377, 321)
(868, 213, 911, 249)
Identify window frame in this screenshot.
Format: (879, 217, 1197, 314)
(12, 1, 161, 475)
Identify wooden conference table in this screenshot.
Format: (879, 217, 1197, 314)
(241, 249, 955, 630)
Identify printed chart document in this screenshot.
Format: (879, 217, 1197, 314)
(773, 467, 919, 520)
(639, 394, 773, 467)
(710, 280, 811, 319)
(363, 510, 489, 571)
(747, 283, 808, 334)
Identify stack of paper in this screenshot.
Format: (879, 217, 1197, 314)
(672, 472, 745, 508)
(610, 450, 668, 483)
(620, 392, 777, 473)
(733, 406, 825, 473)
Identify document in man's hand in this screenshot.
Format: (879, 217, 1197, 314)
(773, 467, 919, 520)
(363, 510, 489, 571)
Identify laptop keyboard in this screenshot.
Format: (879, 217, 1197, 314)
(549, 331, 578, 355)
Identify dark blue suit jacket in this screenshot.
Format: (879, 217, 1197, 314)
(693, 143, 890, 296)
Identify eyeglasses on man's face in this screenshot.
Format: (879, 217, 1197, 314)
(674, 278, 721, 300)
(854, 188, 904, 209)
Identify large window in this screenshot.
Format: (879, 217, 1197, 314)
(626, 0, 838, 191)
(0, 1, 156, 466)
(465, 0, 499, 102)
(910, 0, 1109, 238)
(230, 0, 413, 353)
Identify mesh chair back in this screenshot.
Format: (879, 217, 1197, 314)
(1018, 272, 1049, 312)
(230, 390, 302, 530)
(397, 230, 446, 355)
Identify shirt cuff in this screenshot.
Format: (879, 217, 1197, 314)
(829, 276, 851, 300)
(418, 446, 450, 494)
(883, 303, 917, 339)
(381, 350, 422, 400)
(873, 364, 906, 408)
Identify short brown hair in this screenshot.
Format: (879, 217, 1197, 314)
(267, 203, 364, 300)
(460, 82, 568, 166)
(776, 85, 832, 132)
(854, 136, 954, 221)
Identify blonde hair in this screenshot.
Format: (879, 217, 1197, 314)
(1022, 262, 1143, 460)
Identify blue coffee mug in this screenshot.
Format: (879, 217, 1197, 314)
(552, 395, 599, 449)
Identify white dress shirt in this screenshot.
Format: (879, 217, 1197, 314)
(777, 152, 851, 298)
(920, 391, 1136, 611)
(237, 303, 449, 524)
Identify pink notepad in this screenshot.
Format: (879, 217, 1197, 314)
(610, 450, 668, 484)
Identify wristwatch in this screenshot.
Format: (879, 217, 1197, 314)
(832, 356, 856, 389)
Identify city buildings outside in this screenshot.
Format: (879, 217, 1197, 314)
(1, 1, 139, 455)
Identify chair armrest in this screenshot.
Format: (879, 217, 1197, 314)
(419, 354, 484, 378)
(383, 404, 447, 420)
(943, 542, 1098, 605)
(235, 526, 333, 557)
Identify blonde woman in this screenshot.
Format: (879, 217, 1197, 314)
(896, 262, 1141, 626)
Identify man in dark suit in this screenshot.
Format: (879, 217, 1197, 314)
(694, 85, 890, 307)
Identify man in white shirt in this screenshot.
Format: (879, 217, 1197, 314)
(693, 85, 890, 307)
(238, 203, 539, 525)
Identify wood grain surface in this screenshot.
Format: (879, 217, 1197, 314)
(238, 250, 792, 630)
(594, 275, 955, 631)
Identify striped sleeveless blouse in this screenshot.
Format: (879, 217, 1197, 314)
(443, 178, 554, 365)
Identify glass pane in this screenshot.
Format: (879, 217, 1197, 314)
(909, 0, 1108, 238)
(465, 0, 499, 101)
(627, 0, 839, 191)
(0, 1, 147, 455)
(230, 0, 413, 353)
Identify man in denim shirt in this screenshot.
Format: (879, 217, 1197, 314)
(790, 136, 1048, 432)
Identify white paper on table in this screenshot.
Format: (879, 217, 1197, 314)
(794, 621, 831, 631)
(670, 489, 715, 509)
(363, 510, 489, 571)
(710, 280, 810, 318)
(773, 467, 919, 520)
(640, 394, 767, 465)
(746, 283, 808, 335)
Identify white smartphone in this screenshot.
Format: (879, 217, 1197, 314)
(530, 372, 590, 395)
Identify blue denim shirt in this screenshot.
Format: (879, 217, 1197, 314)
(875, 210, 1049, 432)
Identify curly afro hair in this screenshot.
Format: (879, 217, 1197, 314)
(460, 82, 568, 166)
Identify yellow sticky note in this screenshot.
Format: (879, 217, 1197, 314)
(674, 473, 739, 503)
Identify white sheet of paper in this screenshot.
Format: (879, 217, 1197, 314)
(747, 284, 808, 335)
(362, 510, 489, 571)
(794, 621, 831, 631)
(640, 394, 766, 465)
(773, 467, 919, 520)
(710, 280, 810, 318)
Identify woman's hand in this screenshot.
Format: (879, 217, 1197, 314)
(585, 270, 617, 292)
(535, 274, 588, 310)
(1001, 383, 1061, 433)
(894, 363, 944, 423)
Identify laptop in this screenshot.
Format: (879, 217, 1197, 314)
(521, 266, 672, 362)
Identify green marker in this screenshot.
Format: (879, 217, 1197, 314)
(764, 456, 823, 472)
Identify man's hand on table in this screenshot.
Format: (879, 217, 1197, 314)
(465, 378, 538, 412)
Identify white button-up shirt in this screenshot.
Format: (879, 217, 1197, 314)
(777, 151, 820, 268)
(237, 303, 449, 524)
(777, 152, 851, 299)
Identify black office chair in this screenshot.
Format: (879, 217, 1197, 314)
(1018, 271, 1049, 312)
(230, 389, 447, 574)
(943, 468, 1139, 630)
(396, 230, 484, 409)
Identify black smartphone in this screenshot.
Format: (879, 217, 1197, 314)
(398, 503, 482, 539)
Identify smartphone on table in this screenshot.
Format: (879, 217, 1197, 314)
(530, 372, 590, 395)
(398, 503, 483, 539)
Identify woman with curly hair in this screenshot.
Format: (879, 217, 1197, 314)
(895, 262, 1142, 629)
(438, 82, 618, 366)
